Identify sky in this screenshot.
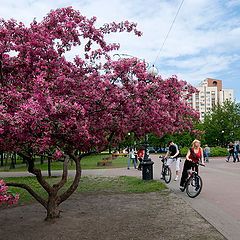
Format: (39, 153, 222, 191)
(1, 0, 240, 100)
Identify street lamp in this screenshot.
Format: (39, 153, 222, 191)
(141, 65, 158, 181)
(128, 132, 131, 153)
(148, 65, 158, 76)
(113, 53, 157, 180)
(221, 130, 224, 147)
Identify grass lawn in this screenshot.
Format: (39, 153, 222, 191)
(0, 154, 131, 172)
(1, 176, 167, 206)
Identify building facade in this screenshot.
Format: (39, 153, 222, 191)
(188, 78, 233, 122)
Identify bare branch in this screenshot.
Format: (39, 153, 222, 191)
(57, 151, 81, 205)
(17, 151, 53, 194)
(6, 182, 47, 208)
(53, 155, 68, 191)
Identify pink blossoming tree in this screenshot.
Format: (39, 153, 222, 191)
(0, 7, 198, 219)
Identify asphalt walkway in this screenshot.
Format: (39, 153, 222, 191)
(1, 155, 240, 240)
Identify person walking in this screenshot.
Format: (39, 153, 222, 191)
(127, 148, 137, 169)
(226, 142, 236, 162)
(234, 141, 240, 162)
(180, 139, 205, 190)
(204, 145, 210, 163)
(165, 140, 181, 181)
(137, 147, 144, 170)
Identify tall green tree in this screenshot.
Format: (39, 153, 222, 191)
(203, 100, 240, 147)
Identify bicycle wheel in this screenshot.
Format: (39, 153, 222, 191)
(186, 174, 202, 198)
(164, 166, 172, 184)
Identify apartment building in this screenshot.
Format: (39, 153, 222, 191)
(187, 78, 233, 122)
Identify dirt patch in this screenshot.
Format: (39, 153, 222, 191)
(0, 191, 225, 240)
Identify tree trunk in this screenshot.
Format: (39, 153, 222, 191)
(40, 155, 44, 164)
(0, 152, 3, 167)
(48, 156, 51, 177)
(4, 152, 9, 170)
(46, 194, 60, 219)
(10, 153, 15, 169)
(109, 145, 112, 154)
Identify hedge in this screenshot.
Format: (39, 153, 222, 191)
(179, 146, 228, 158)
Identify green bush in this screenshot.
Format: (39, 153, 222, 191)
(179, 146, 228, 158)
(180, 147, 189, 157)
(209, 146, 228, 157)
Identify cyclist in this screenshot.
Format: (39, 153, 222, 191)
(165, 140, 181, 181)
(180, 139, 205, 190)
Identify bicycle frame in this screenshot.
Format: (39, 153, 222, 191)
(187, 163, 198, 177)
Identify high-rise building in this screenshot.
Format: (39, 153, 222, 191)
(187, 78, 233, 122)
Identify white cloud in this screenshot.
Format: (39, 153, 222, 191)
(1, 0, 240, 90)
(226, 0, 240, 7)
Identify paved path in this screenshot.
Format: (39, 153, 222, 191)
(1, 155, 240, 240)
(154, 155, 240, 240)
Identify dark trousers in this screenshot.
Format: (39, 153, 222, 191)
(180, 160, 198, 187)
(138, 158, 143, 170)
(228, 152, 236, 162)
(235, 152, 239, 162)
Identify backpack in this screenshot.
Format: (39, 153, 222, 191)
(174, 144, 181, 157)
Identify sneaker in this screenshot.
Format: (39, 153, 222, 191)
(127, 168, 130, 170)
(179, 186, 184, 192)
(226, 159, 229, 162)
(174, 176, 179, 181)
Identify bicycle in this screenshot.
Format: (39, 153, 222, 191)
(180, 161, 204, 198)
(159, 156, 172, 184)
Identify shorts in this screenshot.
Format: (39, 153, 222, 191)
(166, 157, 180, 171)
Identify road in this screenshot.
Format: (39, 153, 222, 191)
(151, 155, 240, 240)
(1, 155, 240, 239)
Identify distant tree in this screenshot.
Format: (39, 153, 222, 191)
(203, 101, 240, 147)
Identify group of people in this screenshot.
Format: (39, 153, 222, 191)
(127, 139, 206, 189)
(226, 141, 240, 162)
(127, 148, 144, 171)
(164, 139, 205, 189)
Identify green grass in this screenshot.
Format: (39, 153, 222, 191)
(0, 154, 130, 172)
(1, 176, 167, 206)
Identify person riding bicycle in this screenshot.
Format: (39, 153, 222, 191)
(180, 139, 205, 191)
(165, 140, 181, 181)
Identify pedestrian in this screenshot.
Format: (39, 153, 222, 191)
(226, 142, 236, 162)
(204, 145, 210, 163)
(127, 148, 137, 169)
(180, 139, 205, 190)
(203, 149, 207, 162)
(137, 147, 144, 170)
(165, 140, 181, 181)
(234, 141, 240, 162)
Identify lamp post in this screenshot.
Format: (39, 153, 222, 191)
(221, 130, 224, 147)
(141, 65, 158, 181)
(113, 53, 157, 181)
(128, 132, 131, 153)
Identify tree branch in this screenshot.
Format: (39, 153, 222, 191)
(17, 151, 53, 194)
(57, 151, 82, 205)
(53, 155, 68, 191)
(6, 182, 47, 208)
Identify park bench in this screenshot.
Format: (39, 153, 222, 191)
(97, 156, 117, 166)
(112, 153, 129, 158)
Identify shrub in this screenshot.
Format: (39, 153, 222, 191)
(179, 146, 228, 158)
(209, 146, 228, 157)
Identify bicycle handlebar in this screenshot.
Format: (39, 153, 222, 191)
(191, 161, 205, 167)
